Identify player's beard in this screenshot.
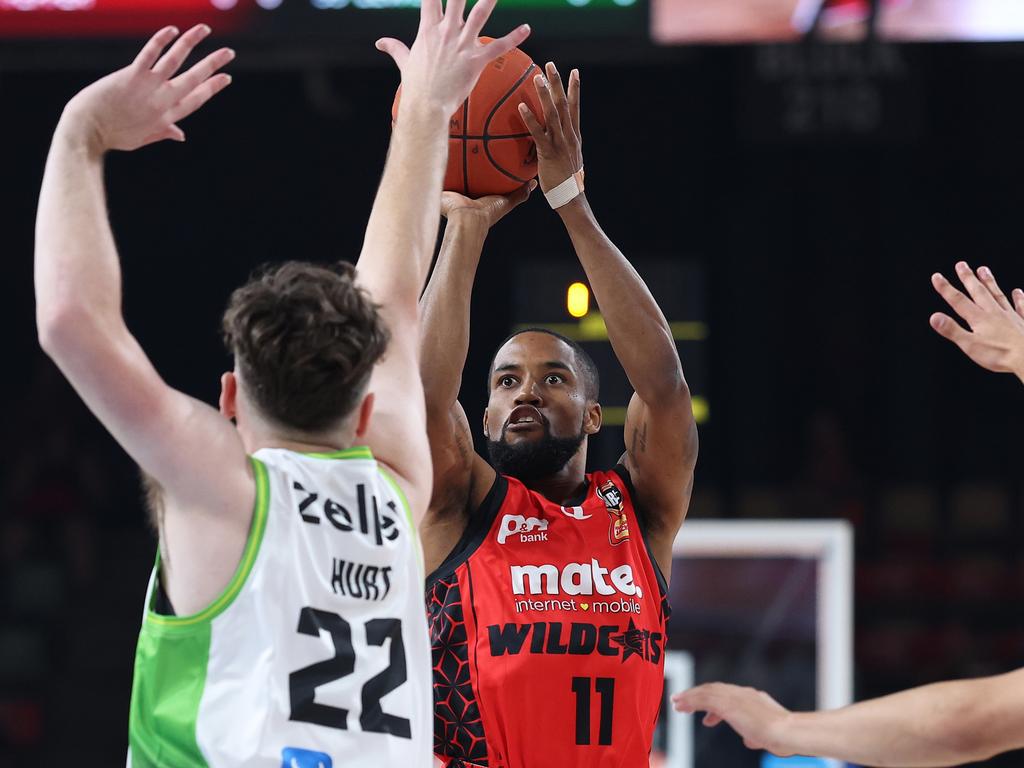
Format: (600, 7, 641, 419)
(486, 421, 585, 483)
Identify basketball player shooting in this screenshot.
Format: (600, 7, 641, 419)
(672, 265, 1024, 766)
(420, 63, 698, 767)
(34, 9, 528, 766)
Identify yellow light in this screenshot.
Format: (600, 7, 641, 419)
(691, 396, 710, 424)
(567, 282, 590, 318)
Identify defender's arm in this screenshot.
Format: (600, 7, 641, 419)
(674, 670, 1024, 767)
(34, 27, 252, 614)
(354, 0, 530, 523)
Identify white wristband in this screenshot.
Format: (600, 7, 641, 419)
(544, 167, 585, 209)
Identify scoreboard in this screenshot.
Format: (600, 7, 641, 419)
(0, 0, 646, 40)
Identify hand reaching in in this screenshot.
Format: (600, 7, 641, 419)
(376, 0, 530, 118)
(930, 262, 1024, 381)
(62, 25, 234, 153)
(672, 683, 794, 756)
(440, 182, 536, 230)
(517, 62, 582, 194)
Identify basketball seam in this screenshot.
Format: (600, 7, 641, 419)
(481, 62, 538, 185)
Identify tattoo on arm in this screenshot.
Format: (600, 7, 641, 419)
(454, 427, 471, 465)
(629, 421, 648, 460)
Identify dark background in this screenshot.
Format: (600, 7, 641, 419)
(3, 22, 1024, 766)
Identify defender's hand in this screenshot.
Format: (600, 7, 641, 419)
(441, 181, 536, 230)
(930, 262, 1024, 381)
(517, 62, 582, 194)
(61, 25, 234, 153)
(376, 0, 530, 118)
(673, 683, 795, 756)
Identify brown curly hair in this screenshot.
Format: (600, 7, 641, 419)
(222, 261, 389, 433)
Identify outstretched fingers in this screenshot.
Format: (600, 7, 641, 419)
(134, 27, 180, 71)
(165, 72, 233, 125)
(375, 37, 410, 70)
(544, 62, 573, 136)
(476, 22, 531, 61)
(673, 684, 720, 715)
(152, 24, 211, 79)
(929, 311, 973, 353)
(463, 0, 498, 41)
(420, 0, 443, 27)
(517, 102, 545, 144)
(143, 123, 186, 145)
(1014, 288, 1024, 318)
(976, 265, 1012, 311)
(443, 0, 467, 28)
(954, 260, 998, 310)
(932, 271, 979, 326)
(533, 72, 563, 142)
(567, 68, 581, 137)
(171, 47, 235, 96)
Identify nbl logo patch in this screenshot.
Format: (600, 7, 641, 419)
(596, 480, 630, 546)
(281, 747, 332, 768)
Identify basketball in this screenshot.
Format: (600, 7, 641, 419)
(392, 39, 545, 196)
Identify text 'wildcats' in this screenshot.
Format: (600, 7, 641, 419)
(487, 620, 663, 664)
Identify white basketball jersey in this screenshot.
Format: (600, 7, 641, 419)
(127, 446, 431, 768)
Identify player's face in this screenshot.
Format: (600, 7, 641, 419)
(485, 333, 588, 446)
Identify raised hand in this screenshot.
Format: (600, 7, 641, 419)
(376, 0, 530, 117)
(440, 182, 536, 229)
(517, 62, 582, 193)
(930, 262, 1024, 381)
(62, 25, 234, 153)
(672, 683, 794, 755)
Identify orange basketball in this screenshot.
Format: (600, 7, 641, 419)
(392, 40, 545, 196)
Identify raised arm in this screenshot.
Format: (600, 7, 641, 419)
(354, 0, 529, 522)
(417, 188, 532, 569)
(519, 64, 697, 573)
(930, 261, 1024, 381)
(34, 27, 253, 613)
(673, 670, 1024, 767)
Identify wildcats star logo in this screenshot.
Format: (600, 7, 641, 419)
(597, 480, 630, 546)
(609, 618, 661, 664)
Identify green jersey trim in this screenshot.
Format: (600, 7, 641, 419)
(303, 445, 374, 460)
(377, 465, 422, 571)
(145, 457, 270, 629)
(377, 465, 413, 530)
(128, 620, 212, 767)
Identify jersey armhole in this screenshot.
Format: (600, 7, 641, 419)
(377, 464, 423, 573)
(145, 457, 271, 630)
(611, 463, 670, 601)
(425, 473, 509, 590)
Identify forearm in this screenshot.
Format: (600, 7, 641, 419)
(419, 216, 488, 409)
(35, 114, 124, 346)
(557, 196, 685, 400)
(777, 679, 1004, 767)
(356, 99, 449, 312)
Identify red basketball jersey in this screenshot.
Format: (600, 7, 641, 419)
(427, 465, 669, 768)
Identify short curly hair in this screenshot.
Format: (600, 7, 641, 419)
(222, 261, 389, 432)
